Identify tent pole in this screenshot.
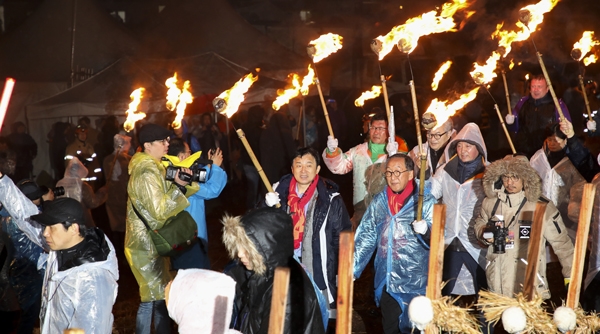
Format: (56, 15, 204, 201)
(69, 0, 78, 87)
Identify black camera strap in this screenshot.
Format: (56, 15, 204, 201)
(491, 197, 527, 228)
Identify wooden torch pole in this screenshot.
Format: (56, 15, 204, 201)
(425, 204, 446, 334)
(380, 75, 391, 119)
(336, 231, 355, 334)
(409, 80, 427, 220)
(536, 52, 565, 121)
(494, 104, 517, 154)
(314, 76, 335, 138)
(579, 75, 594, 123)
(236, 129, 280, 208)
(268, 267, 291, 334)
(501, 71, 512, 116)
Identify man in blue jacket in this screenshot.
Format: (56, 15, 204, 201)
(354, 153, 436, 334)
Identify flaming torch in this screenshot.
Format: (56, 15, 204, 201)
(307, 33, 343, 138)
(0, 78, 15, 133)
(165, 73, 193, 129)
(431, 61, 452, 91)
(123, 88, 146, 132)
(571, 31, 600, 130)
(354, 85, 382, 107)
(272, 73, 301, 111)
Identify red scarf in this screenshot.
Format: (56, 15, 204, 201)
(288, 175, 319, 250)
(387, 180, 415, 215)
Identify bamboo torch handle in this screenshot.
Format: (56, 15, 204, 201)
(315, 77, 335, 138)
(380, 75, 391, 120)
(425, 204, 446, 334)
(536, 52, 565, 121)
(494, 104, 516, 154)
(523, 202, 547, 301)
(409, 80, 424, 150)
(417, 155, 427, 221)
(409, 80, 427, 221)
(567, 183, 596, 309)
(501, 71, 512, 116)
(579, 74, 593, 122)
(336, 231, 355, 334)
(236, 129, 280, 208)
(268, 267, 291, 334)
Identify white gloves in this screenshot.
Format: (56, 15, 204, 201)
(588, 120, 597, 132)
(327, 135, 338, 152)
(412, 220, 428, 235)
(505, 114, 515, 125)
(386, 140, 398, 156)
(265, 192, 280, 207)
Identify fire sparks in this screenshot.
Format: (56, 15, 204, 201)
(371, 0, 470, 59)
(123, 88, 146, 132)
(300, 65, 315, 96)
(425, 87, 479, 129)
(214, 73, 259, 118)
(431, 61, 453, 91)
(509, 59, 515, 70)
(307, 34, 343, 63)
(272, 74, 302, 111)
(584, 54, 598, 66)
(572, 31, 600, 62)
(354, 86, 382, 107)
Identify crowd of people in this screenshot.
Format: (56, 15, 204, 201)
(0, 73, 600, 334)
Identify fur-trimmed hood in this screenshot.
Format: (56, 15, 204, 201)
(222, 207, 294, 276)
(483, 156, 542, 201)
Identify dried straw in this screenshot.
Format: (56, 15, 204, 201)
(477, 290, 555, 333)
(430, 296, 481, 334)
(573, 308, 600, 334)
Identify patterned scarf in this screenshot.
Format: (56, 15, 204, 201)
(387, 179, 415, 215)
(288, 175, 320, 250)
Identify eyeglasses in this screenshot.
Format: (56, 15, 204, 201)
(426, 131, 447, 139)
(155, 137, 170, 145)
(385, 170, 410, 178)
(369, 126, 387, 132)
(501, 175, 520, 182)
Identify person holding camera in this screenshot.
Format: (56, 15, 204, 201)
(126, 123, 199, 334)
(474, 156, 574, 299)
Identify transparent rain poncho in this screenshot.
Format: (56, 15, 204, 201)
(57, 157, 88, 202)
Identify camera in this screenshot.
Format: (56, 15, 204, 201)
(483, 215, 508, 254)
(163, 158, 210, 183)
(52, 186, 65, 197)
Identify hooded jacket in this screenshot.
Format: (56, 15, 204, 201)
(222, 207, 325, 334)
(474, 157, 573, 299)
(125, 152, 198, 302)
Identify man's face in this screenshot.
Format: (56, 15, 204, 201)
(385, 157, 414, 193)
(237, 247, 253, 270)
(76, 130, 87, 142)
(530, 79, 549, 100)
(502, 174, 524, 194)
(291, 154, 321, 189)
(145, 138, 170, 160)
(369, 120, 388, 144)
(456, 141, 480, 162)
(177, 143, 191, 161)
(43, 224, 79, 251)
(545, 135, 567, 152)
(427, 126, 451, 151)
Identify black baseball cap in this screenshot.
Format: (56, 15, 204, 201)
(139, 123, 171, 145)
(17, 179, 44, 201)
(31, 197, 85, 226)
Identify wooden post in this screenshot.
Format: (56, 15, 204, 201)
(567, 183, 596, 308)
(522, 202, 547, 300)
(336, 231, 355, 334)
(236, 129, 280, 208)
(494, 104, 517, 154)
(268, 267, 291, 334)
(536, 52, 565, 121)
(425, 204, 446, 334)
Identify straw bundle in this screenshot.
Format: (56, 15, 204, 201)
(573, 308, 600, 334)
(430, 296, 481, 334)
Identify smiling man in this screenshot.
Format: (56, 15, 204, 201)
(409, 118, 455, 177)
(265, 147, 351, 321)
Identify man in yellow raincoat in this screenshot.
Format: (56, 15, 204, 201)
(125, 123, 198, 334)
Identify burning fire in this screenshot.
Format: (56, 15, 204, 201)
(214, 73, 259, 118)
(307, 34, 343, 63)
(272, 74, 302, 111)
(584, 54, 598, 66)
(172, 80, 193, 129)
(431, 60, 453, 91)
(300, 65, 315, 96)
(470, 52, 500, 85)
(354, 86, 382, 107)
(371, 0, 470, 59)
(123, 88, 146, 132)
(165, 73, 181, 111)
(509, 59, 515, 70)
(425, 87, 479, 129)
(572, 31, 600, 62)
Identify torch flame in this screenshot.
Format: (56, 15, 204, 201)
(372, 0, 470, 59)
(216, 73, 259, 118)
(123, 88, 146, 132)
(584, 54, 598, 66)
(354, 86, 383, 107)
(272, 74, 302, 111)
(431, 60, 453, 91)
(470, 52, 501, 85)
(165, 73, 181, 111)
(300, 65, 315, 96)
(307, 34, 343, 63)
(425, 87, 479, 129)
(509, 59, 515, 70)
(572, 31, 600, 62)
(172, 80, 193, 129)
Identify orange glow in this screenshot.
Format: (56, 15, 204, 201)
(509, 59, 515, 70)
(470, 52, 501, 85)
(425, 87, 479, 129)
(123, 88, 146, 132)
(307, 33, 343, 63)
(300, 65, 315, 96)
(217, 73, 259, 118)
(272, 74, 302, 111)
(165, 73, 181, 111)
(354, 86, 383, 107)
(584, 54, 598, 66)
(372, 0, 470, 59)
(431, 60, 453, 91)
(172, 80, 193, 129)
(572, 31, 600, 62)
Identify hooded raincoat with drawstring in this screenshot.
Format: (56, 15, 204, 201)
(125, 152, 198, 303)
(474, 157, 573, 299)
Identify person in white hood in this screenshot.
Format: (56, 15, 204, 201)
(0, 170, 118, 334)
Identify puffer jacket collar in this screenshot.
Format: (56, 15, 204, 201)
(57, 228, 110, 272)
(483, 157, 542, 201)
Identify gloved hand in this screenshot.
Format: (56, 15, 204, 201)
(265, 192, 280, 207)
(505, 114, 515, 125)
(386, 140, 398, 156)
(327, 135, 338, 152)
(588, 120, 597, 132)
(412, 220, 428, 235)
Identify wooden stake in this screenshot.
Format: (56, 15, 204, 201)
(567, 183, 596, 308)
(236, 129, 280, 208)
(268, 267, 291, 334)
(425, 204, 446, 334)
(494, 104, 516, 154)
(522, 202, 547, 301)
(336, 231, 355, 334)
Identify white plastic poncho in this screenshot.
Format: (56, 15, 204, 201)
(57, 157, 88, 202)
(167, 269, 240, 334)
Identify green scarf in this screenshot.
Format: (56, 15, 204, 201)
(368, 141, 386, 163)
